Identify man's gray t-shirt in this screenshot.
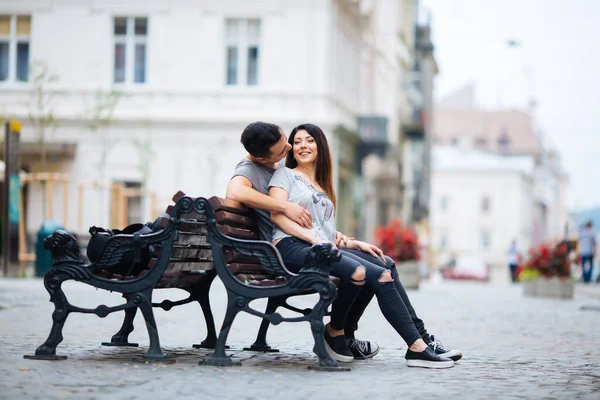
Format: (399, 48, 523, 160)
(231, 158, 276, 241)
(269, 167, 336, 243)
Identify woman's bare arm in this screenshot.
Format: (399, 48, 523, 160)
(269, 187, 321, 244)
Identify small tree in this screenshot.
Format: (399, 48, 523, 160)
(26, 61, 61, 220)
(84, 89, 123, 176)
(27, 61, 60, 173)
(132, 134, 155, 220)
(82, 89, 123, 226)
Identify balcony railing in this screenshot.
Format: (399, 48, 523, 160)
(355, 116, 390, 174)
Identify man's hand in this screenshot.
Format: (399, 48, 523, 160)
(355, 241, 386, 262)
(284, 203, 312, 229)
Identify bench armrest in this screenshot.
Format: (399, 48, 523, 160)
(186, 196, 294, 277)
(298, 242, 342, 277)
(91, 219, 176, 271)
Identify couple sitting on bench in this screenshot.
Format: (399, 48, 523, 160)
(226, 121, 463, 368)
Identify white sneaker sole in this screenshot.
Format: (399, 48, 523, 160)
(324, 341, 354, 363)
(406, 359, 455, 369)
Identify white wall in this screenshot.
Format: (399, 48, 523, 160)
(430, 170, 533, 268)
(0, 0, 377, 235)
(0, 0, 359, 123)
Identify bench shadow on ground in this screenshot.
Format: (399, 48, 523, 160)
(65, 346, 325, 371)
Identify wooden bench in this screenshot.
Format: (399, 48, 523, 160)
(25, 192, 347, 370)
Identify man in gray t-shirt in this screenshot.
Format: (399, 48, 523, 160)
(227, 123, 313, 241)
(231, 158, 280, 241)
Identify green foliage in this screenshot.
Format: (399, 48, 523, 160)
(26, 60, 62, 171)
(519, 268, 543, 281)
(84, 90, 124, 132)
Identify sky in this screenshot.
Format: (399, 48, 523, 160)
(420, 0, 600, 211)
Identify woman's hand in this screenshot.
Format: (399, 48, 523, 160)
(354, 240, 386, 262)
(335, 231, 355, 247)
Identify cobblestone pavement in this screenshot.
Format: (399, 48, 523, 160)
(0, 278, 599, 400)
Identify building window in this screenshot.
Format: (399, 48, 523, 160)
(480, 230, 491, 250)
(0, 15, 31, 83)
(113, 17, 147, 84)
(225, 19, 260, 86)
(440, 195, 448, 211)
(439, 232, 448, 249)
(110, 181, 142, 227)
(498, 130, 510, 152)
(481, 196, 491, 213)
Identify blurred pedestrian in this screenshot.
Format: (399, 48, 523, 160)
(507, 240, 519, 283)
(578, 221, 596, 283)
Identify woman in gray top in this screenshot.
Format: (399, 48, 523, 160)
(269, 124, 455, 369)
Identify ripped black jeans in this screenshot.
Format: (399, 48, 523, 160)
(276, 237, 422, 346)
(341, 249, 429, 343)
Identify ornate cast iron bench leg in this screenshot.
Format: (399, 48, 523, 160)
(24, 270, 71, 360)
(134, 290, 175, 364)
(199, 290, 243, 366)
(307, 283, 350, 371)
(191, 274, 229, 350)
(102, 301, 139, 347)
(243, 296, 284, 352)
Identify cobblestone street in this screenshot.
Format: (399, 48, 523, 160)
(1, 278, 599, 399)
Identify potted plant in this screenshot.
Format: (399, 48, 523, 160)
(375, 219, 421, 289)
(520, 241, 574, 299)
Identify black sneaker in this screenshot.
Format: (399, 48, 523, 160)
(324, 330, 354, 363)
(427, 335, 463, 362)
(405, 347, 454, 369)
(347, 337, 380, 360)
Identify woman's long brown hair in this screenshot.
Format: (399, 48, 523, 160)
(285, 124, 337, 209)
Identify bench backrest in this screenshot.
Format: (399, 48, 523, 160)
(150, 192, 283, 288)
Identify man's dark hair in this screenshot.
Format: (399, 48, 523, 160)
(240, 122, 282, 158)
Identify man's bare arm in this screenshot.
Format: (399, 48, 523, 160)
(226, 175, 312, 228)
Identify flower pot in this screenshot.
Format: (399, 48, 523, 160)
(397, 260, 420, 290)
(522, 277, 574, 299)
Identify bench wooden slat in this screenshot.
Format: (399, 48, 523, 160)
(172, 190, 187, 203)
(156, 273, 211, 289)
(228, 263, 265, 274)
(236, 274, 287, 286)
(153, 245, 213, 258)
(149, 258, 213, 272)
(166, 205, 208, 221)
(209, 196, 251, 215)
(224, 249, 260, 264)
(215, 210, 256, 229)
(218, 225, 258, 240)
(172, 247, 213, 259)
(177, 220, 209, 234)
(175, 232, 210, 246)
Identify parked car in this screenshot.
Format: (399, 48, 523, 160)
(441, 255, 489, 282)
